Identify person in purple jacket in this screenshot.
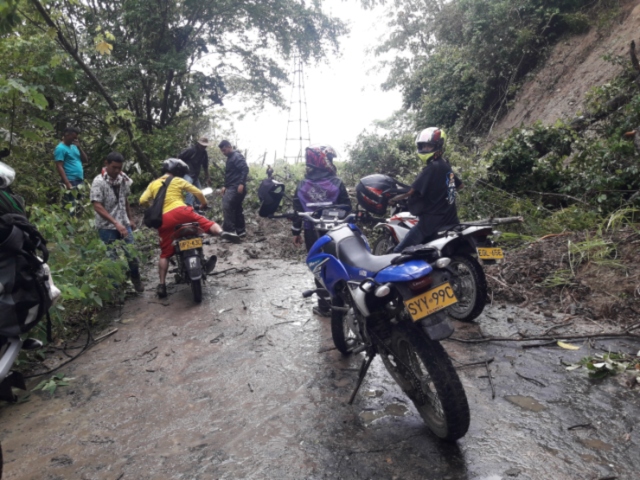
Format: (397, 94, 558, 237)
(292, 145, 351, 317)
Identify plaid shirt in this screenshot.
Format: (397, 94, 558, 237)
(90, 173, 131, 230)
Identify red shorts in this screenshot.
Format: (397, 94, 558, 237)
(158, 206, 216, 258)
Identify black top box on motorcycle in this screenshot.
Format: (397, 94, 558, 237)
(356, 174, 403, 216)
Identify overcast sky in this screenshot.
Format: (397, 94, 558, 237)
(220, 0, 402, 165)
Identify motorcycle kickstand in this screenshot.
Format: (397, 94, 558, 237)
(348, 353, 376, 405)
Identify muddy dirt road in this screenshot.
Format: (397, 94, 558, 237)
(1, 241, 639, 480)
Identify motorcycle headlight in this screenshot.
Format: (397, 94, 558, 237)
(374, 284, 391, 298)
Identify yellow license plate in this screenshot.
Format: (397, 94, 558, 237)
(179, 238, 203, 251)
(477, 247, 504, 260)
(404, 282, 458, 322)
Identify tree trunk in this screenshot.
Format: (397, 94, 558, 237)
(29, 0, 155, 174)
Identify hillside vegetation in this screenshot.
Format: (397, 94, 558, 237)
(349, 0, 640, 322)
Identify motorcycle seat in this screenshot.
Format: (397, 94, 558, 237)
(337, 236, 400, 273)
(172, 223, 204, 239)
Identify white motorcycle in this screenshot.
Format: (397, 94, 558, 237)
(374, 214, 491, 321)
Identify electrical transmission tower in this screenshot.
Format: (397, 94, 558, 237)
(283, 55, 311, 164)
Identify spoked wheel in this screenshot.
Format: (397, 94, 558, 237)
(190, 278, 203, 303)
(331, 297, 362, 355)
(372, 232, 396, 256)
(446, 254, 487, 322)
(378, 324, 470, 441)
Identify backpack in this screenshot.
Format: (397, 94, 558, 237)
(0, 213, 59, 337)
(257, 178, 285, 218)
(143, 176, 174, 229)
(0, 188, 26, 216)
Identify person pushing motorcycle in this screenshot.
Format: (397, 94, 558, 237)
(291, 145, 351, 316)
(390, 128, 463, 253)
(139, 158, 240, 298)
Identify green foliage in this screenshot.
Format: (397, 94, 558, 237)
(344, 131, 419, 185)
(27, 197, 152, 341)
(485, 73, 640, 214)
(567, 352, 640, 380)
(33, 373, 72, 396)
(486, 122, 575, 195)
(376, 0, 618, 134)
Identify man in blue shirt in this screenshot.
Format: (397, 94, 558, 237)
(54, 126, 88, 190)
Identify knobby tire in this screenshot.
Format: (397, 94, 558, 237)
(379, 324, 470, 441)
(372, 232, 396, 256)
(447, 254, 487, 322)
(331, 296, 359, 355)
(191, 278, 203, 303)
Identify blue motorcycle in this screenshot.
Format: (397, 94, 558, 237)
(298, 207, 470, 441)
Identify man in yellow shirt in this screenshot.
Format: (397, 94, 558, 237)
(140, 159, 239, 298)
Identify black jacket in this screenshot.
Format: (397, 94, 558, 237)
(178, 146, 209, 180)
(224, 151, 249, 188)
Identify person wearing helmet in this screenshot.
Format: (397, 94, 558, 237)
(140, 158, 240, 298)
(292, 144, 351, 317)
(390, 127, 463, 253)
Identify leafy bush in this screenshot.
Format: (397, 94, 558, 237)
(344, 131, 419, 185)
(486, 122, 574, 195)
(27, 197, 152, 341)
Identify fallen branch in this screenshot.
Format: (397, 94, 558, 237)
(538, 232, 571, 241)
(516, 372, 546, 387)
(454, 357, 495, 369)
(486, 360, 495, 400)
(463, 216, 524, 226)
(568, 423, 595, 431)
(486, 274, 515, 290)
(449, 331, 640, 344)
(543, 322, 574, 336)
(521, 340, 557, 349)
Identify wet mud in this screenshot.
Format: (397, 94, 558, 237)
(1, 240, 639, 479)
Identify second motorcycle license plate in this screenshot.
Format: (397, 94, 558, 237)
(404, 282, 458, 322)
(477, 247, 504, 260)
(179, 238, 203, 251)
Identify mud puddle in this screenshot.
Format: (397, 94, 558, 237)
(1, 240, 639, 479)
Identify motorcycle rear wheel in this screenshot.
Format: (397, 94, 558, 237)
(372, 232, 396, 256)
(446, 254, 487, 322)
(331, 297, 360, 355)
(190, 278, 203, 303)
(378, 324, 470, 441)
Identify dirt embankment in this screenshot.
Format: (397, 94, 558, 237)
(486, 229, 640, 325)
(490, 0, 640, 140)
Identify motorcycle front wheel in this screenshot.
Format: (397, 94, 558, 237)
(331, 296, 361, 355)
(446, 254, 487, 322)
(378, 324, 470, 441)
(191, 278, 203, 303)
(372, 232, 396, 256)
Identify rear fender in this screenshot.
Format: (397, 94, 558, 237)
(182, 252, 202, 281)
(434, 234, 477, 257)
(373, 222, 391, 231)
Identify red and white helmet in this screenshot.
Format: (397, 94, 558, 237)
(415, 127, 447, 162)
